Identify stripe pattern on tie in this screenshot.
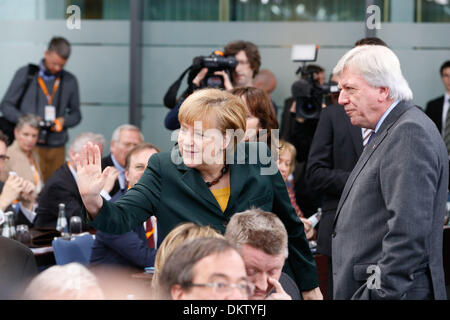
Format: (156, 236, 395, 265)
(362, 128, 373, 147)
(444, 99, 450, 154)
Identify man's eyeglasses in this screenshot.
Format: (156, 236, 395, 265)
(187, 281, 255, 296)
(0, 155, 10, 161)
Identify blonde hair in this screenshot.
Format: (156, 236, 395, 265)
(278, 139, 296, 175)
(178, 88, 247, 135)
(151, 223, 224, 295)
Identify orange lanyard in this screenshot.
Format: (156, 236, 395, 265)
(37, 76, 60, 105)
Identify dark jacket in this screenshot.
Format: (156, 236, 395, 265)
(425, 95, 445, 133)
(90, 225, 156, 270)
(85, 142, 319, 291)
(34, 163, 87, 230)
(0, 236, 37, 299)
(305, 104, 363, 256)
(0, 64, 81, 147)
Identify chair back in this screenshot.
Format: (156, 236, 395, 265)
(52, 234, 95, 266)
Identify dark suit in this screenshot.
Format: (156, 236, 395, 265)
(306, 104, 363, 298)
(89, 190, 157, 270)
(306, 104, 363, 257)
(34, 163, 87, 230)
(102, 154, 123, 198)
(425, 95, 450, 190)
(0, 182, 35, 227)
(333, 101, 448, 300)
(425, 95, 445, 133)
(90, 225, 156, 271)
(0, 236, 38, 299)
(86, 142, 319, 292)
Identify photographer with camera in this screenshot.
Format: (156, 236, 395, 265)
(0, 37, 81, 182)
(281, 63, 335, 219)
(164, 40, 261, 130)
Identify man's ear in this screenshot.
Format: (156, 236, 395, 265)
(170, 284, 186, 300)
(378, 86, 390, 102)
(110, 140, 116, 154)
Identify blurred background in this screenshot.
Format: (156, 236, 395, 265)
(0, 0, 449, 153)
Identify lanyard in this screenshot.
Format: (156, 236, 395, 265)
(37, 76, 60, 105)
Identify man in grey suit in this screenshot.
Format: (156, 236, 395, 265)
(332, 45, 448, 300)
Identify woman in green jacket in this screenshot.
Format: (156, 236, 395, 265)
(75, 88, 321, 300)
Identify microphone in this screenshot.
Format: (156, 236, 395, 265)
(291, 79, 311, 98)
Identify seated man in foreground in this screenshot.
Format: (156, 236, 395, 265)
(225, 207, 301, 300)
(158, 237, 252, 300)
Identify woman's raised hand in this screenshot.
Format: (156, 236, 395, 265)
(74, 141, 110, 217)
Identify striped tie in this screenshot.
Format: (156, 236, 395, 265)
(444, 99, 450, 154)
(362, 128, 373, 147)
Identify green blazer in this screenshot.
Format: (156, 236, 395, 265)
(86, 142, 318, 291)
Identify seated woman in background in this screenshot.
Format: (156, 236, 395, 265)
(277, 139, 314, 240)
(230, 86, 279, 150)
(75, 88, 322, 300)
(151, 222, 224, 297)
(0, 114, 42, 194)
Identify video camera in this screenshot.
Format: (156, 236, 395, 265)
(290, 45, 339, 119)
(192, 50, 237, 89)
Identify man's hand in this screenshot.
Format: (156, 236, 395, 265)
(52, 117, 65, 132)
(214, 70, 233, 91)
(301, 287, 323, 300)
(0, 174, 24, 211)
(102, 166, 120, 194)
(18, 180, 37, 211)
(74, 142, 108, 217)
(192, 68, 208, 88)
(265, 277, 292, 300)
(300, 217, 315, 240)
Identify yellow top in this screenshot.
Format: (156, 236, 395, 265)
(210, 186, 231, 213)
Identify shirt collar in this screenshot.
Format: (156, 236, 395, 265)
(39, 59, 58, 81)
(374, 100, 400, 133)
(110, 154, 125, 173)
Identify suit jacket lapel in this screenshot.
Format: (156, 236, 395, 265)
(333, 101, 415, 226)
(173, 149, 222, 212)
(347, 119, 364, 157)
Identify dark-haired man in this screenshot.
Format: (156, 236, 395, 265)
(164, 40, 262, 130)
(0, 36, 81, 182)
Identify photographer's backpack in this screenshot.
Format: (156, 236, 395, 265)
(0, 64, 39, 145)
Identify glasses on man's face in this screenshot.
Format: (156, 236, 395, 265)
(0, 155, 10, 161)
(187, 281, 255, 297)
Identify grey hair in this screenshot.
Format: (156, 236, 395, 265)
(111, 124, 144, 142)
(22, 263, 104, 300)
(16, 114, 40, 131)
(225, 207, 289, 258)
(333, 45, 413, 101)
(67, 132, 105, 161)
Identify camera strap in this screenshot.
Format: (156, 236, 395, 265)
(163, 65, 192, 109)
(37, 76, 60, 105)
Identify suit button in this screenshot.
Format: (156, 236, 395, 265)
(332, 231, 336, 238)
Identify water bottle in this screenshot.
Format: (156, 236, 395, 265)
(1, 211, 12, 238)
(56, 203, 69, 238)
(308, 207, 322, 229)
(7, 211, 16, 240)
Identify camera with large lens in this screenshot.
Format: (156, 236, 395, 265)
(193, 50, 237, 89)
(290, 44, 340, 119)
(37, 120, 54, 145)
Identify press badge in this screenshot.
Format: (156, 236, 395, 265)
(45, 105, 56, 122)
